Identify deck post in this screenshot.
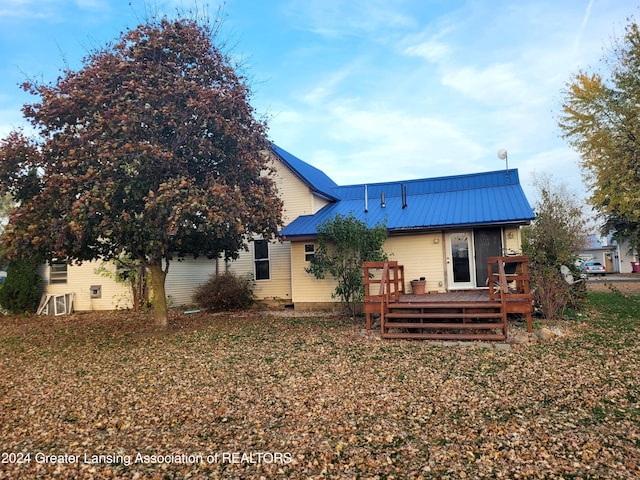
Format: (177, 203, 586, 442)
(497, 259, 509, 339)
(488, 255, 533, 333)
(362, 261, 402, 331)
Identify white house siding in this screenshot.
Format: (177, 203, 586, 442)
(39, 261, 132, 311)
(311, 195, 331, 215)
(164, 257, 219, 307)
(222, 155, 329, 303)
(270, 156, 331, 222)
(289, 241, 341, 308)
(384, 234, 446, 293)
(616, 239, 638, 273)
(504, 227, 523, 255)
(225, 240, 292, 303)
(288, 233, 447, 307)
(39, 154, 314, 310)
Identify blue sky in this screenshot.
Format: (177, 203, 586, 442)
(0, 0, 637, 204)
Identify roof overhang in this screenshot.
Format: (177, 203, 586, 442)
(281, 220, 532, 241)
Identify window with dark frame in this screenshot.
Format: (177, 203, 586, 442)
(304, 243, 315, 262)
(254, 239, 270, 280)
(50, 262, 68, 284)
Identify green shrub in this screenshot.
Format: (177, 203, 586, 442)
(0, 262, 41, 314)
(193, 272, 254, 312)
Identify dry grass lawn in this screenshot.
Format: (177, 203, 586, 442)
(1, 292, 639, 479)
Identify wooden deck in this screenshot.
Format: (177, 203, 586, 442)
(363, 257, 533, 341)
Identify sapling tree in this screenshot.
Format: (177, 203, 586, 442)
(306, 213, 387, 318)
(521, 175, 589, 319)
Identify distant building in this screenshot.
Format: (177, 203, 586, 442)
(579, 234, 639, 273)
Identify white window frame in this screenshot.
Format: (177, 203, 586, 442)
(50, 262, 68, 284)
(304, 243, 315, 262)
(54, 294, 67, 315)
(253, 239, 270, 281)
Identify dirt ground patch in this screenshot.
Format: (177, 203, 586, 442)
(586, 280, 640, 294)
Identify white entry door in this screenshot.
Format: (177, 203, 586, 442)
(446, 231, 475, 289)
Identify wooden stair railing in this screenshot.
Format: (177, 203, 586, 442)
(487, 255, 533, 332)
(362, 261, 404, 330)
(497, 257, 509, 337)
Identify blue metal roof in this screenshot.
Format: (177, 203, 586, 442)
(280, 168, 534, 237)
(271, 144, 339, 200)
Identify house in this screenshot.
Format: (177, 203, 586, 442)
(578, 234, 639, 274)
(276, 148, 535, 309)
(38, 145, 535, 312)
(615, 238, 640, 273)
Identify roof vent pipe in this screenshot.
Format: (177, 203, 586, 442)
(364, 185, 368, 213)
(401, 184, 407, 209)
(381, 192, 386, 208)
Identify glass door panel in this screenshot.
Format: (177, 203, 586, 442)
(446, 232, 474, 289)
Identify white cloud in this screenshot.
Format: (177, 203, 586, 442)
(275, 101, 489, 185)
(0, 0, 59, 20)
(299, 60, 365, 105)
(74, 0, 110, 10)
(0, 0, 111, 22)
(441, 63, 534, 106)
(514, 147, 587, 202)
(282, 0, 414, 38)
(403, 39, 452, 63)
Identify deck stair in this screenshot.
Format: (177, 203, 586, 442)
(382, 299, 506, 340)
(363, 256, 532, 341)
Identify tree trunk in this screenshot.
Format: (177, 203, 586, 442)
(148, 261, 168, 329)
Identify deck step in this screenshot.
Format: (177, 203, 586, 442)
(383, 321, 504, 330)
(382, 332, 507, 341)
(390, 301, 501, 309)
(385, 312, 501, 320)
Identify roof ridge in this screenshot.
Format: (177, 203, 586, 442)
(338, 169, 519, 189)
(334, 169, 519, 198)
(270, 144, 339, 200)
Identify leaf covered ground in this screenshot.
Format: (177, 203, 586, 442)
(1, 292, 639, 479)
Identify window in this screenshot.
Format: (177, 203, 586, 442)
(304, 243, 315, 262)
(50, 262, 68, 284)
(254, 240, 270, 280)
(54, 294, 68, 315)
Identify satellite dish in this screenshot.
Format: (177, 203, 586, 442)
(497, 148, 509, 176)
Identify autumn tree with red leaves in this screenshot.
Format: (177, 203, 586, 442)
(0, 17, 282, 328)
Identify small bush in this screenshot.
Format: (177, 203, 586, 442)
(193, 272, 254, 312)
(0, 262, 41, 314)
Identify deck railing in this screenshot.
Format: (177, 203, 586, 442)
(362, 256, 532, 339)
(362, 261, 404, 330)
(487, 255, 533, 332)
